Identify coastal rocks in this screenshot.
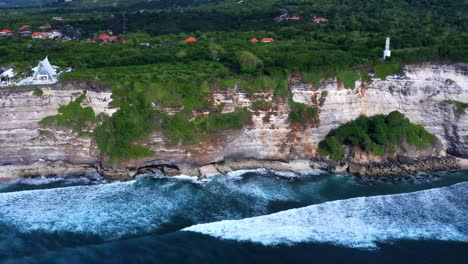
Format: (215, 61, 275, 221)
(348, 156, 460, 177)
(0, 161, 97, 182)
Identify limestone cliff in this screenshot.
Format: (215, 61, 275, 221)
(0, 64, 466, 180)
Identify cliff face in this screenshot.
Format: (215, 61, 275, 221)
(0, 64, 467, 180)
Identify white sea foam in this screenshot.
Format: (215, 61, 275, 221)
(226, 169, 268, 179)
(184, 182, 468, 248)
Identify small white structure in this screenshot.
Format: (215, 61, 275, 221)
(31, 57, 58, 84)
(0, 68, 16, 86)
(383, 37, 391, 59)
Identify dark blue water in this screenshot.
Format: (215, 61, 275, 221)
(1, 170, 467, 264)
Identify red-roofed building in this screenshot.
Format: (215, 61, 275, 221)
(20, 25, 30, 30)
(313, 17, 328, 23)
(261, 38, 275, 43)
(184, 36, 198, 43)
(40, 23, 51, 29)
(289, 16, 301, 20)
(110, 35, 119, 41)
(32, 32, 43, 39)
(0, 29, 13, 36)
(250, 38, 259, 43)
(98, 33, 111, 41)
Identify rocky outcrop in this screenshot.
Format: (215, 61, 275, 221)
(0, 64, 467, 180)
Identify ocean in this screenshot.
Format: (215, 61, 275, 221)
(0, 169, 467, 264)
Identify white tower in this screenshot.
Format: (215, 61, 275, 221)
(383, 37, 391, 59)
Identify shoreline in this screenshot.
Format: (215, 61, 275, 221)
(0, 156, 463, 183)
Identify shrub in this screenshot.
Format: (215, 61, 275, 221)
(33, 88, 43, 96)
(239, 51, 263, 74)
(338, 70, 359, 89)
(318, 111, 437, 161)
(374, 63, 401, 80)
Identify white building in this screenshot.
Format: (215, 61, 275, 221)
(383, 37, 391, 59)
(31, 57, 58, 84)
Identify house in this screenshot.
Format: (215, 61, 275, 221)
(20, 25, 30, 30)
(20, 29, 32, 37)
(274, 13, 289, 22)
(40, 23, 51, 29)
(50, 30, 62, 39)
(52, 16, 63, 21)
(32, 32, 43, 39)
(0, 29, 13, 36)
(184, 36, 197, 43)
(98, 33, 111, 41)
(31, 57, 58, 84)
(110, 35, 119, 41)
(261, 38, 275, 43)
(140, 42, 151, 47)
(0, 67, 16, 85)
(313, 17, 328, 23)
(289, 15, 300, 20)
(250, 38, 259, 43)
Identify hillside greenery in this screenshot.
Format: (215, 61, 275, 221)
(3, 0, 466, 162)
(38, 93, 96, 134)
(319, 111, 438, 161)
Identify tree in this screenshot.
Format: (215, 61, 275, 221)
(238, 51, 263, 74)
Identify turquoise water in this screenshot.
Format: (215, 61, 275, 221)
(0, 170, 467, 263)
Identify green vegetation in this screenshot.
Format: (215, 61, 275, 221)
(338, 70, 359, 89)
(7, 0, 466, 164)
(374, 64, 401, 80)
(301, 71, 334, 86)
(289, 100, 319, 126)
(441, 100, 468, 114)
(360, 71, 372, 83)
(252, 100, 270, 111)
(32, 88, 43, 96)
(319, 111, 438, 161)
(39, 93, 96, 134)
(319, 91, 328, 106)
(161, 108, 252, 145)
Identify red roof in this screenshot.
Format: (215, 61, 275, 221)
(1, 29, 12, 33)
(110, 35, 119, 40)
(313, 17, 328, 23)
(184, 36, 197, 43)
(21, 25, 30, 29)
(289, 16, 301, 20)
(98, 33, 111, 40)
(250, 38, 259, 43)
(261, 38, 275, 43)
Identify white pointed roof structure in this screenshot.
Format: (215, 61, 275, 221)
(32, 56, 58, 84)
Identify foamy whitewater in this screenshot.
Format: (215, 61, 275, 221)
(184, 182, 468, 248)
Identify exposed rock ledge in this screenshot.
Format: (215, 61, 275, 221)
(0, 157, 460, 182)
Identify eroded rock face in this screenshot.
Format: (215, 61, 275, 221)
(0, 84, 115, 180)
(0, 64, 467, 179)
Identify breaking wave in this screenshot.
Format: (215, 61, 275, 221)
(184, 182, 468, 248)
